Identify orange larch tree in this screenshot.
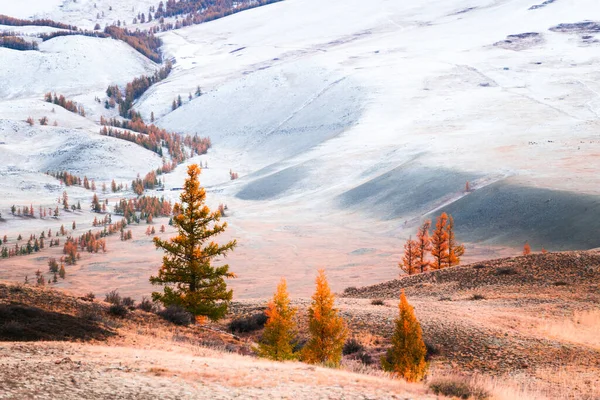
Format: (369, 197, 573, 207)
(381, 290, 428, 382)
(302, 269, 348, 367)
(523, 242, 531, 255)
(256, 278, 298, 361)
(415, 221, 432, 273)
(430, 213, 449, 270)
(446, 215, 464, 268)
(399, 236, 419, 275)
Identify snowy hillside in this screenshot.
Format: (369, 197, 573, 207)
(144, 0, 600, 250)
(0, 35, 156, 99)
(1, 0, 600, 295)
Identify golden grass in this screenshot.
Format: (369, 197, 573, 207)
(429, 368, 600, 400)
(428, 373, 549, 400)
(539, 309, 600, 349)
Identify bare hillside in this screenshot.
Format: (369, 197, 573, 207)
(0, 283, 435, 400)
(335, 251, 600, 399)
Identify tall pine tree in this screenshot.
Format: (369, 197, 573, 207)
(302, 270, 348, 367)
(256, 278, 298, 361)
(150, 164, 237, 321)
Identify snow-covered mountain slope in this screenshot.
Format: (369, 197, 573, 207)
(1, 0, 600, 298)
(0, 119, 161, 189)
(0, 35, 156, 99)
(0, 0, 64, 19)
(130, 0, 600, 249)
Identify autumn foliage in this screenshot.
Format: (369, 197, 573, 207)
(256, 278, 298, 361)
(381, 290, 428, 382)
(400, 213, 464, 275)
(446, 215, 464, 267)
(150, 164, 237, 321)
(523, 242, 531, 255)
(100, 119, 210, 166)
(0, 36, 38, 51)
(302, 270, 348, 367)
(416, 221, 432, 273)
(44, 93, 85, 116)
(399, 236, 418, 275)
(0, 14, 77, 30)
(106, 62, 172, 118)
(430, 213, 450, 270)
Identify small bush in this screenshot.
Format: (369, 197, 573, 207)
(228, 312, 267, 333)
(0, 320, 25, 337)
(137, 296, 156, 312)
(158, 306, 193, 326)
(429, 377, 489, 400)
(371, 299, 385, 306)
(108, 303, 128, 317)
(343, 338, 365, 355)
(357, 351, 373, 365)
(438, 296, 452, 301)
(554, 281, 568, 286)
(343, 286, 357, 294)
(82, 292, 95, 302)
(104, 289, 121, 305)
(9, 285, 24, 294)
(469, 294, 486, 301)
(473, 264, 486, 270)
(78, 308, 102, 322)
(496, 267, 518, 276)
(425, 341, 441, 360)
(121, 297, 135, 309)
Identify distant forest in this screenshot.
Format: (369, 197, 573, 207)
(0, 0, 282, 61)
(0, 14, 77, 30)
(148, 0, 283, 31)
(0, 35, 38, 51)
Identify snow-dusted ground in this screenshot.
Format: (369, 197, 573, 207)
(0, 35, 156, 99)
(0, 0, 64, 19)
(145, 0, 600, 248)
(1, 0, 600, 297)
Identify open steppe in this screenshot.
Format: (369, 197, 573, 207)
(1, 250, 599, 399)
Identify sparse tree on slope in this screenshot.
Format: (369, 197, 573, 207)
(445, 215, 464, 267)
(256, 278, 298, 361)
(62, 191, 69, 210)
(150, 164, 237, 321)
(381, 290, 428, 382)
(400, 237, 418, 275)
(430, 213, 449, 270)
(415, 221, 432, 273)
(91, 193, 101, 213)
(302, 269, 348, 367)
(523, 242, 531, 255)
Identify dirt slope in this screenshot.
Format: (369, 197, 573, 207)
(336, 251, 600, 399)
(0, 283, 434, 400)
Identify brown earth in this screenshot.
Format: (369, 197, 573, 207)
(1, 251, 599, 399)
(0, 282, 435, 400)
(228, 251, 600, 399)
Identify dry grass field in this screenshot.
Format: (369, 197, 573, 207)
(2, 251, 598, 399)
